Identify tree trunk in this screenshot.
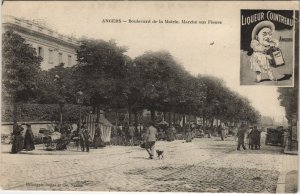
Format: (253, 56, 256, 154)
(150, 109, 155, 122)
(173, 112, 176, 125)
(163, 112, 166, 121)
(59, 104, 63, 125)
(129, 111, 132, 125)
(168, 112, 171, 126)
(96, 106, 100, 123)
(12, 101, 18, 125)
(115, 111, 118, 126)
(134, 111, 138, 130)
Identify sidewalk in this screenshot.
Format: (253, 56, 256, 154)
(276, 170, 298, 193)
(284, 146, 298, 155)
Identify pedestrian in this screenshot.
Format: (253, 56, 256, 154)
(56, 122, 69, 150)
(117, 125, 123, 145)
(79, 122, 91, 152)
(11, 123, 24, 154)
(250, 126, 261, 150)
(168, 124, 176, 141)
(23, 124, 35, 151)
(71, 123, 80, 147)
(217, 125, 224, 140)
(207, 125, 211, 138)
(144, 122, 157, 159)
(123, 123, 129, 146)
(128, 124, 135, 146)
(247, 127, 253, 149)
(237, 124, 247, 150)
(93, 123, 102, 149)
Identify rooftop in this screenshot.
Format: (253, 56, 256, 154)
(2, 15, 80, 46)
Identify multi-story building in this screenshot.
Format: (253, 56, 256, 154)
(2, 15, 80, 70)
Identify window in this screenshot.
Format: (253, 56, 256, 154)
(68, 55, 72, 66)
(48, 49, 53, 64)
(38, 47, 44, 58)
(59, 53, 63, 64)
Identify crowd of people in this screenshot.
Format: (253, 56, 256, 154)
(10, 119, 263, 158)
(236, 124, 262, 151)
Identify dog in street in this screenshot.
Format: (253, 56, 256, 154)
(156, 149, 164, 159)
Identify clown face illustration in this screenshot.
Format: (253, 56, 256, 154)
(257, 27, 273, 47)
(249, 21, 280, 83)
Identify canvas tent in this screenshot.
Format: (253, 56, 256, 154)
(98, 114, 112, 143)
(82, 113, 113, 143)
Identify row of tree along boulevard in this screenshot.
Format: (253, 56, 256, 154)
(2, 30, 262, 133)
(4, 29, 297, 152)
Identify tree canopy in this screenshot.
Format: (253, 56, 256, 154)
(2, 30, 42, 123)
(2, 30, 42, 103)
(3, 35, 261, 125)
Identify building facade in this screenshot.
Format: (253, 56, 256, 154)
(2, 15, 80, 70)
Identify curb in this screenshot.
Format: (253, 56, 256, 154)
(276, 171, 287, 193)
(284, 149, 298, 155)
(283, 144, 298, 155)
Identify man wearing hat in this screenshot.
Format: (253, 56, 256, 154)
(236, 123, 247, 151)
(250, 21, 279, 83)
(79, 122, 90, 152)
(144, 121, 157, 159)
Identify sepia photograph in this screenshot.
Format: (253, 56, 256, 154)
(1, 1, 299, 193)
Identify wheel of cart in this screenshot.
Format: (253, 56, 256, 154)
(42, 135, 57, 150)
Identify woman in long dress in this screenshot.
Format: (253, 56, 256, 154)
(93, 124, 102, 149)
(23, 124, 35, 151)
(11, 123, 24, 153)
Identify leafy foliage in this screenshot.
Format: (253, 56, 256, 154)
(2, 103, 92, 122)
(74, 39, 129, 111)
(3, 34, 261, 125)
(2, 30, 42, 103)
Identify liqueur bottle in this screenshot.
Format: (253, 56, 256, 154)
(267, 47, 285, 68)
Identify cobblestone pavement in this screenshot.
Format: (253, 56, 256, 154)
(0, 135, 297, 192)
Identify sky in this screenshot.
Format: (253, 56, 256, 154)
(3, 1, 298, 122)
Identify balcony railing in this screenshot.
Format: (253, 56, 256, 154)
(3, 15, 80, 46)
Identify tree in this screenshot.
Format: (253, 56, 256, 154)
(134, 50, 188, 122)
(278, 87, 298, 123)
(36, 63, 76, 124)
(277, 27, 298, 124)
(74, 38, 129, 121)
(2, 30, 42, 124)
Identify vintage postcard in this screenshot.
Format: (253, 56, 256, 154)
(1, 1, 299, 193)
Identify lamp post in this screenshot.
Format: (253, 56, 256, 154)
(54, 74, 64, 126)
(76, 90, 83, 129)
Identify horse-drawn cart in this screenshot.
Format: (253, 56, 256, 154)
(39, 128, 72, 150)
(265, 127, 284, 146)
